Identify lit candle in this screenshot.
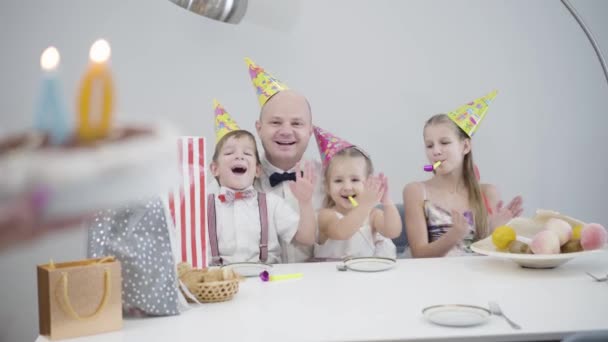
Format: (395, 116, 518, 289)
(77, 39, 114, 142)
(35, 46, 70, 144)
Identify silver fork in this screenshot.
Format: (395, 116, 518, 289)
(488, 301, 522, 330)
(585, 272, 608, 282)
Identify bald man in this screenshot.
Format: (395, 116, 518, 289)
(254, 90, 324, 263)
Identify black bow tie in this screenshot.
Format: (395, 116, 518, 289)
(269, 172, 297, 187)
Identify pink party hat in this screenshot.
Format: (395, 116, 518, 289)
(314, 126, 361, 168)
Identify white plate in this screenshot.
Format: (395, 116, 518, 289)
(222, 262, 273, 277)
(342, 257, 396, 272)
(423, 304, 490, 327)
(471, 216, 600, 269)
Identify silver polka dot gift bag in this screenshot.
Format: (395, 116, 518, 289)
(87, 197, 188, 316)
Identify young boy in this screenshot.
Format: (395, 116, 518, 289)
(207, 100, 316, 264)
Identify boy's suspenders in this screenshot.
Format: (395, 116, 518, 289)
(258, 193, 269, 262)
(207, 192, 269, 266)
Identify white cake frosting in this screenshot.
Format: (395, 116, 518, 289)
(0, 122, 180, 218)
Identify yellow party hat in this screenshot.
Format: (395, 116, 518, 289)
(214, 99, 240, 143)
(245, 57, 289, 107)
(447, 90, 498, 137)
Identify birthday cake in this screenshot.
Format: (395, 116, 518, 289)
(0, 40, 182, 220)
(0, 122, 179, 219)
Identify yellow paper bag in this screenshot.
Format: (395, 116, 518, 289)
(37, 257, 122, 340)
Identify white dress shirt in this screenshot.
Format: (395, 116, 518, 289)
(254, 154, 325, 263)
(208, 186, 299, 264)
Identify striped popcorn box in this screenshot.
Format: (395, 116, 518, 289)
(168, 137, 208, 268)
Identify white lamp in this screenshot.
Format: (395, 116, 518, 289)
(561, 0, 608, 85)
(169, 0, 248, 24)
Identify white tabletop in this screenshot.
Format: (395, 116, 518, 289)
(37, 252, 608, 342)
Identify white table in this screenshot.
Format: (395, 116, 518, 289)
(37, 252, 608, 342)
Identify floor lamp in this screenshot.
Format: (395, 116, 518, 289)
(561, 0, 608, 86)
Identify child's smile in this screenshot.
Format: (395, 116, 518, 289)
(211, 135, 260, 190)
(230, 164, 248, 175)
(326, 155, 369, 212)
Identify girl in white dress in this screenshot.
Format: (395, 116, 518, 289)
(312, 126, 402, 260)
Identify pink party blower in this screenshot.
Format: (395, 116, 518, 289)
(424, 161, 442, 172)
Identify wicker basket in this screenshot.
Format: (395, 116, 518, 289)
(186, 277, 240, 303)
(178, 263, 241, 303)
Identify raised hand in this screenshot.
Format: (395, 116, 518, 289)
(357, 175, 385, 208)
(289, 161, 316, 204)
(450, 209, 470, 239)
(378, 172, 391, 204)
(490, 196, 524, 229)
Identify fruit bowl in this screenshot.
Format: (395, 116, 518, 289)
(471, 212, 603, 269)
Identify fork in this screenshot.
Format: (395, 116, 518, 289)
(585, 272, 608, 282)
(488, 301, 522, 330)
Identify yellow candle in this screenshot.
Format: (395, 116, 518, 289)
(77, 39, 114, 142)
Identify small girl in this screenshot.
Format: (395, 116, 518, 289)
(403, 92, 523, 258)
(312, 126, 402, 260)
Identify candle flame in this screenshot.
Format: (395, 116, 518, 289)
(89, 39, 111, 63)
(40, 46, 60, 71)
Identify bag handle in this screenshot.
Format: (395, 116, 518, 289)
(56, 258, 114, 320)
(48, 256, 115, 269)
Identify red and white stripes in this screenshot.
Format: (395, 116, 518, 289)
(168, 137, 208, 268)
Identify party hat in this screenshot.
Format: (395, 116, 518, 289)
(214, 99, 240, 143)
(245, 57, 289, 107)
(447, 90, 498, 137)
(314, 126, 366, 168)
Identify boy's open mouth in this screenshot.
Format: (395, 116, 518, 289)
(275, 141, 296, 146)
(341, 194, 356, 200)
(231, 166, 248, 175)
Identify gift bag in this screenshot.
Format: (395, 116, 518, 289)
(37, 257, 122, 340)
(88, 198, 183, 316)
(167, 136, 209, 268)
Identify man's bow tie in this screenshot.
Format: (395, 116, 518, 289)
(269, 172, 297, 187)
(218, 189, 256, 203)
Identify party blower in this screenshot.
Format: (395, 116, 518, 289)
(259, 271, 303, 282)
(424, 161, 442, 172)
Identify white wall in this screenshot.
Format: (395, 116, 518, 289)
(1, 0, 607, 341)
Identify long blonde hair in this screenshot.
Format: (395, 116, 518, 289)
(322, 147, 373, 209)
(424, 114, 489, 239)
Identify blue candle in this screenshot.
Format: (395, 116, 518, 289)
(35, 46, 70, 145)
